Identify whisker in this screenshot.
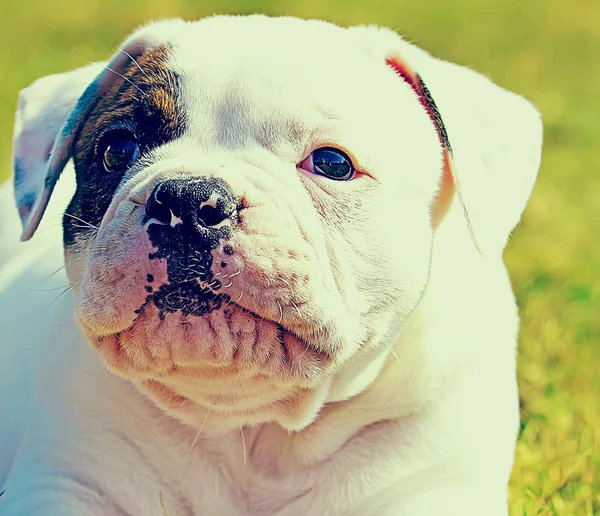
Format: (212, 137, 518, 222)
(383, 340, 401, 364)
(38, 258, 81, 284)
(63, 213, 99, 230)
(294, 344, 309, 362)
(290, 299, 302, 317)
(279, 276, 297, 299)
(104, 66, 146, 97)
(185, 430, 202, 461)
(30, 284, 72, 292)
(240, 426, 247, 467)
(125, 93, 141, 103)
(185, 409, 211, 460)
(36, 247, 112, 285)
(70, 274, 98, 304)
(44, 285, 74, 312)
(71, 223, 99, 230)
(119, 49, 149, 78)
(158, 490, 169, 516)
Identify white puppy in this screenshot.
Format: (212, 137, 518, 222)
(0, 15, 542, 515)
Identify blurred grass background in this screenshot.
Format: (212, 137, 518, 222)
(1, 0, 598, 513)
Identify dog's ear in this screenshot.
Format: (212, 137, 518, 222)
(350, 26, 543, 255)
(12, 19, 185, 241)
(13, 63, 105, 240)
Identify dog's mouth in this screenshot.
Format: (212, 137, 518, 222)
(85, 275, 332, 389)
(133, 276, 322, 355)
(135, 278, 230, 319)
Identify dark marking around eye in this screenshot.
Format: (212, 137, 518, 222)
(63, 46, 185, 249)
(100, 131, 140, 172)
(223, 245, 234, 255)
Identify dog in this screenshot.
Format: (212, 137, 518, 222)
(0, 15, 542, 515)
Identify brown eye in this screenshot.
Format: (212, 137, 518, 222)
(99, 130, 140, 172)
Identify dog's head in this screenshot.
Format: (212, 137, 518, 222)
(12, 16, 542, 433)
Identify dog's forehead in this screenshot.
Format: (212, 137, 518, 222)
(123, 16, 432, 159)
(149, 19, 395, 107)
(166, 15, 362, 72)
(164, 16, 378, 113)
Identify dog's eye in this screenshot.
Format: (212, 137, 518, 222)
(99, 130, 140, 173)
(300, 147, 354, 181)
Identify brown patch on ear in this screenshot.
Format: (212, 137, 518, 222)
(385, 57, 456, 228)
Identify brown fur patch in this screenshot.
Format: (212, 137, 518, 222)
(75, 45, 182, 164)
(64, 46, 185, 247)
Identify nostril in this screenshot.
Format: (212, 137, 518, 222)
(145, 185, 172, 226)
(198, 205, 227, 227)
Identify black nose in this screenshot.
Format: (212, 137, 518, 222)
(145, 177, 238, 233)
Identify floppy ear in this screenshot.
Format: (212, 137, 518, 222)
(12, 19, 186, 241)
(13, 62, 105, 240)
(350, 26, 543, 255)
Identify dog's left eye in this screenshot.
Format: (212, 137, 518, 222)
(299, 147, 355, 181)
(98, 130, 140, 173)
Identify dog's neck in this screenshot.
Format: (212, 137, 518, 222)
(175, 350, 418, 478)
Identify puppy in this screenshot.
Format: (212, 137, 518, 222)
(0, 15, 542, 516)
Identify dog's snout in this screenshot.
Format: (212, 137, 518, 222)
(145, 177, 238, 231)
(142, 177, 238, 285)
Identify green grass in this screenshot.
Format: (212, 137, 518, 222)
(1, 0, 598, 513)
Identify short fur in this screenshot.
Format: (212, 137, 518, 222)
(0, 15, 542, 515)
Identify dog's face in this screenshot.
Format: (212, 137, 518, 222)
(12, 16, 542, 433)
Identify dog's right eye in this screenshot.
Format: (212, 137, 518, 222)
(98, 130, 140, 173)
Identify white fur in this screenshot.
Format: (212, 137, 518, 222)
(0, 15, 541, 515)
